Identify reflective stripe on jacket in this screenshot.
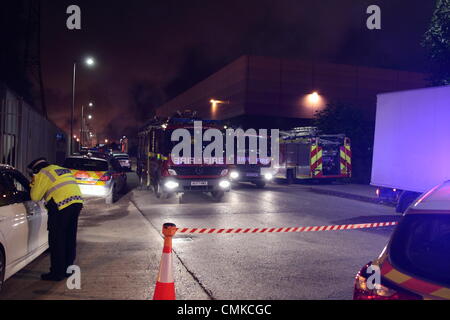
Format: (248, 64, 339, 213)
(31, 164, 83, 210)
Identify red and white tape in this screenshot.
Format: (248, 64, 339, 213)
(176, 221, 398, 234)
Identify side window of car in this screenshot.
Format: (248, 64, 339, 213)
(0, 172, 16, 207)
(9, 172, 31, 193)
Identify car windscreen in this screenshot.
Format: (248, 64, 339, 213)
(63, 158, 108, 172)
(389, 214, 450, 287)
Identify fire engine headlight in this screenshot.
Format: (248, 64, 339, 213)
(164, 181, 179, 190)
(264, 173, 273, 181)
(220, 169, 229, 176)
(230, 171, 239, 180)
(219, 180, 231, 189)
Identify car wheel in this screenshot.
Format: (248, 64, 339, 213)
(286, 169, 294, 185)
(211, 191, 225, 202)
(0, 247, 5, 292)
(154, 182, 163, 199)
(254, 181, 266, 188)
(396, 191, 420, 213)
(106, 185, 115, 204)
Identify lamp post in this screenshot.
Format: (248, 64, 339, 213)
(80, 102, 94, 149)
(70, 57, 95, 154)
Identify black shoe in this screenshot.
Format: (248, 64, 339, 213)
(41, 273, 65, 281)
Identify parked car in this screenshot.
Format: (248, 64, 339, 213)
(63, 155, 127, 204)
(354, 181, 450, 300)
(0, 165, 49, 291)
(111, 152, 132, 172)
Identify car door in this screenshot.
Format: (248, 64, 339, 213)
(110, 159, 125, 190)
(7, 171, 48, 253)
(0, 172, 29, 267)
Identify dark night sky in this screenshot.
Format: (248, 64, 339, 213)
(40, 0, 435, 141)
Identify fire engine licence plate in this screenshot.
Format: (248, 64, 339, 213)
(191, 181, 208, 186)
(246, 173, 259, 177)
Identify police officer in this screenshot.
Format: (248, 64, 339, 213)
(27, 157, 83, 281)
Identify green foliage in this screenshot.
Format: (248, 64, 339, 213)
(314, 102, 372, 143)
(422, 0, 450, 86)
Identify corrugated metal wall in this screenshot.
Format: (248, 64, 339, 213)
(0, 85, 67, 174)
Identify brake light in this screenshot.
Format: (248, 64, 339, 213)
(100, 174, 111, 181)
(353, 263, 421, 300)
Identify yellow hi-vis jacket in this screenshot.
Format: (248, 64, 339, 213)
(31, 164, 83, 211)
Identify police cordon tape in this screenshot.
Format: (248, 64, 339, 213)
(175, 221, 398, 234)
(152, 221, 399, 300)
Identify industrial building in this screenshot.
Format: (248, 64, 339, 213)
(156, 55, 428, 129)
(0, 83, 67, 174)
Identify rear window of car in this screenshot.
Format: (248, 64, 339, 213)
(389, 214, 450, 287)
(64, 158, 108, 172)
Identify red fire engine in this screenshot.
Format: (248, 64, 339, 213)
(137, 112, 231, 201)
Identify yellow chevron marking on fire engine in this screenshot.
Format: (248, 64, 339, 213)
(345, 146, 352, 164)
(384, 269, 412, 283)
(431, 287, 450, 299)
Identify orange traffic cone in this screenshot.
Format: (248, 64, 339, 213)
(153, 223, 177, 300)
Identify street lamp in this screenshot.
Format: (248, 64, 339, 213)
(85, 57, 95, 66)
(308, 91, 321, 117)
(70, 56, 95, 154)
(80, 101, 94, 149)
(210, 99, 229, 108)
(210, 99, 230, 118)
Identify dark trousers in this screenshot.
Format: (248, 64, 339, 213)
(47, 201, 82, 276)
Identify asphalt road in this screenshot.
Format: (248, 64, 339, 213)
(0, 172, 400, 300)
(132, 180, 400, 300)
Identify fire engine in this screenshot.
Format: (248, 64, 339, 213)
(275, 127, 351, 183)
(228, 131, 274, 188)
(137, 112, 231, 201)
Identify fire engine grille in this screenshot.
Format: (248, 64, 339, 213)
(174, 166, 224, 176)
(239, 165, 261, 173)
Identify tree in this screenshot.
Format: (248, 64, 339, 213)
(422, 0, 450, 86)
(314, 102, 375, 183)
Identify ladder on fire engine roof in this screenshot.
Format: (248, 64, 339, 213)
(280, 127, 346, 145)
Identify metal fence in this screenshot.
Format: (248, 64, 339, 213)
(0, 84, 67, 174)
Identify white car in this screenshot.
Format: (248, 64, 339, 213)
(0, 165, 48, 291)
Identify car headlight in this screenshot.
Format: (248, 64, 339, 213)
(230, 171, 239, 179)
(164, 181, 179, 190)
(264, 173, 273, 181)
(219, 180, 231, 189)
